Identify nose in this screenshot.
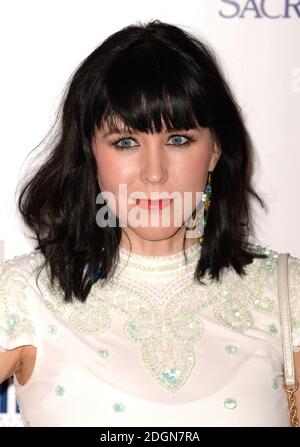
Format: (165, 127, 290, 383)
(140, 144, 168, 185)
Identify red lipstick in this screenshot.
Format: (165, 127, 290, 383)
(136, 198, 173, 210)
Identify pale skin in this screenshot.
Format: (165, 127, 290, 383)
(0, 120, 299, 425)
(91, 118, 221, 256)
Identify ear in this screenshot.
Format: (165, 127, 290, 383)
(208, 141, 221, 172)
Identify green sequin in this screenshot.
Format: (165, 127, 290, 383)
(224, 398, 237, 409)
(268, 324, 278, 336)
(129, 322, 137, 334)
(225, 345, 238, 355)
(272, 377, 279, 390)
(113, 402, 125, 412)
(48, 324, 57, 335)
(162, 368, 181, 384)
(98, 348, 109, 358)
(7, 315, 16, 330)
(55, 385, 65, 396)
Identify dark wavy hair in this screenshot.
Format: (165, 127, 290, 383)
(17, 19, 268, 303)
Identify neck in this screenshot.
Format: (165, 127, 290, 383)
(119, 232, 199, 257)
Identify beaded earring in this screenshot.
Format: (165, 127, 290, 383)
(197, 170, 212, 247)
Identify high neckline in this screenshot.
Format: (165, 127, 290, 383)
(117, 240, 201, 273)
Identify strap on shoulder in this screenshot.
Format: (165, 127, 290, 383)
(277, 252, 296, 386)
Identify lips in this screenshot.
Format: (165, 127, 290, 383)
(136, 198, 173, 210)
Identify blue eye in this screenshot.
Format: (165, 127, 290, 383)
(168, 135, 190, 146)
(113, 136, 136, 149)
(113, 137, 133, 149)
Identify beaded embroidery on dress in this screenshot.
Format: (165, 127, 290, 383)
(1, 243, 300, 427)
(17, 242, 297, 393)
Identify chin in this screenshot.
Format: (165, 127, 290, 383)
(127, 226, 181, 241)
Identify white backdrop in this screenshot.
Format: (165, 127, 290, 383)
(0, 0, 299, 427)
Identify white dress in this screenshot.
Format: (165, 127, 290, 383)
(0, 242, 299, 427)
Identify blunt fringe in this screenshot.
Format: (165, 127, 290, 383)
(17, 19, 268, 303)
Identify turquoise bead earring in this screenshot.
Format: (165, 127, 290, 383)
(198, 170, 212, 247)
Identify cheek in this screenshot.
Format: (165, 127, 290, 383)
(173, 152, 208, 193)
(95, 150, 129, 192)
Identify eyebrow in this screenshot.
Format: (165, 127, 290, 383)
(102, 126, 199, 138)
(102, 128, 133, 138)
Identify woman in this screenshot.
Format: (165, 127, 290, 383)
(0, 19, 299, 427)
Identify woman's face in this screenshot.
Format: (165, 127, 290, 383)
(91, 118, 221, 250)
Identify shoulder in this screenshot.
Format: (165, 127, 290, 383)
(0, 249, 38, 300)
(0, 249, 46, 294)
(241, 244, 300, 281)
(232, 244, 280, 288)
(0, 249, 43, 277)
(250, 245, 300, 350)
(0, 249, 43, 351)
(249, 245, 300, 302)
